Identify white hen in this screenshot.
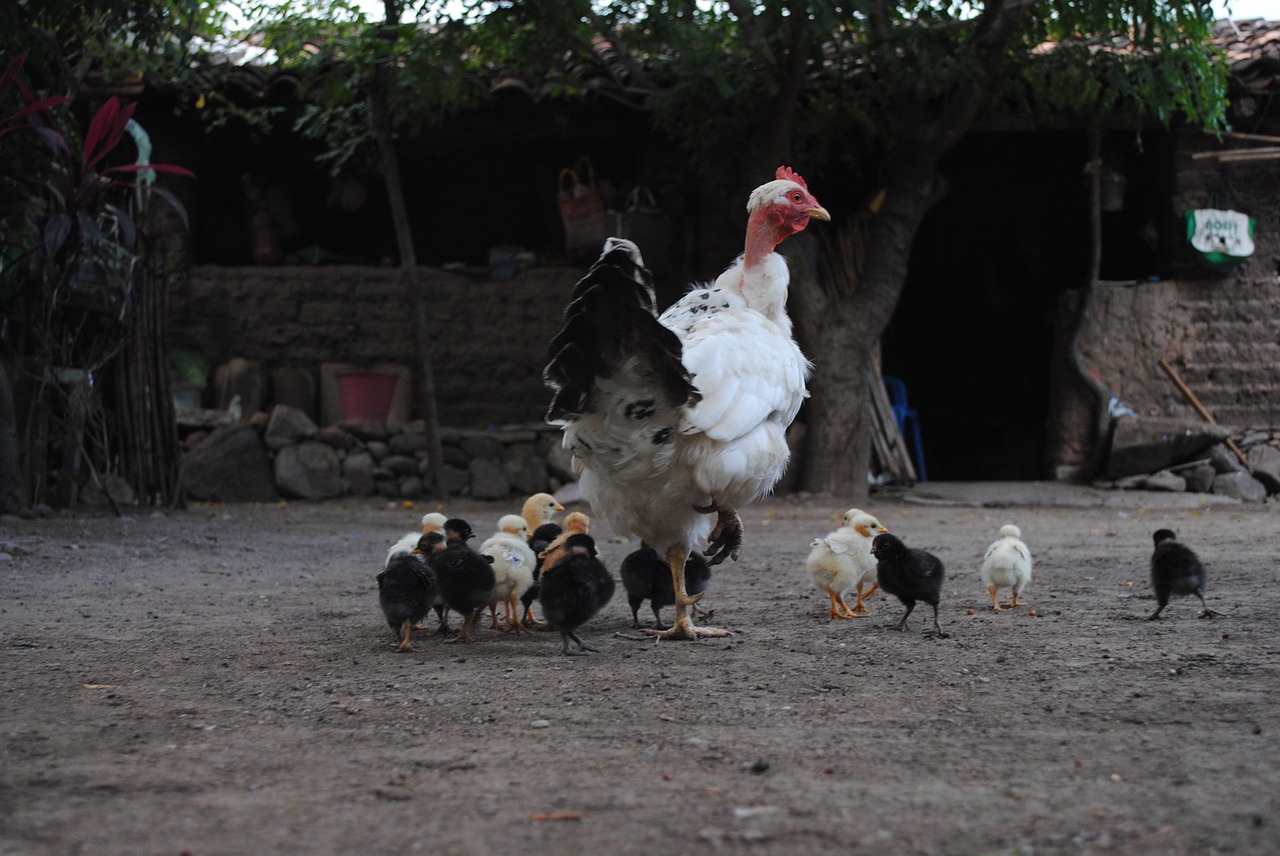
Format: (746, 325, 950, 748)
(544, 167, 828, 639)
(980, 523, 1033, 612)
(479, 514, 537, 632)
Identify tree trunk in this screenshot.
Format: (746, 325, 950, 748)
(370, 51, 445, 497)
(0, 359, 23, 513)
(791, 165, 946, 497)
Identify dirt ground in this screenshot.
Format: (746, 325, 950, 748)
(2, 483, 1277, 856)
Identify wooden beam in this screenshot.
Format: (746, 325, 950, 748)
(1157, 359, 1249, 466)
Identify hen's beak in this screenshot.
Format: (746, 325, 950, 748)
(808, 205, 831, 221)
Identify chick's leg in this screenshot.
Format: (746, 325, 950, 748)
(1000, 588, 1028, 609)
(989, 585, 1005, 612)
(446, 609, 480, 644)
(396, 618, 416, 652)
(827, 588, 855, 620)
(645, 544, 730, 640)
(504, 596, 529, 633)
(851, 582, 878, 614)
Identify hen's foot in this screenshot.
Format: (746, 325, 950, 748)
(645, 613, 731, 640)
(703, 504, 744, 566)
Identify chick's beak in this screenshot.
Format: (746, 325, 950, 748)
(808, 205, 831, 221)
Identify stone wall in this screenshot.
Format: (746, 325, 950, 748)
(174, 264, 584, 428)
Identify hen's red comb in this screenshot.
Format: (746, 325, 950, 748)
(775, 165, 807, 189)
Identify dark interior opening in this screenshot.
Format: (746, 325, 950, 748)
(881, 128, 1173, 481)
(882, 131, 1090, 481)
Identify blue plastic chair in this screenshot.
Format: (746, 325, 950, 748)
(881, 375, 927, 482)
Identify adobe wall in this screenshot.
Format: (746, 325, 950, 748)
(1081, 131, 1280, 431)
(173, 264, 583, 427)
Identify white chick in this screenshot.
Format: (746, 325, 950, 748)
(480, 514, 537, 632)
(979, 523, 1032, 612)
(521, 492, 563, 533)
(829, 509, 888, 614)
(806, 537, 859, 619)
(421, 512, 448, 534)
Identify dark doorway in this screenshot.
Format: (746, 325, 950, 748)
(881, 131, 1093, 481)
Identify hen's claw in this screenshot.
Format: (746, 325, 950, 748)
(704, 505, 744, 566)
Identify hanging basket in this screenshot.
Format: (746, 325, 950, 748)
(1185, 208, 1255, 269)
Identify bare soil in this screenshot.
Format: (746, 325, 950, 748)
(2, 487, 1277, 856)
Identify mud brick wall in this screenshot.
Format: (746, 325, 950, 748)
(174, 265, 583, 427)
(1079, 130, 1280, 432)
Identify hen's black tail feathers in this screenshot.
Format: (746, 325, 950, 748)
(544, 239, 699, 423)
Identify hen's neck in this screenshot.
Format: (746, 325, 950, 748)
(729, 207, 793, 332)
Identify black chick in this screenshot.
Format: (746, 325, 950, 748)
(871, 532, 947, 636)
(538, 533, 615, 655)
(520, 521, 563, 627)
(415, 531, 450, 635)
(377, 553, 438, 652)
(1149, 529, 1219, 620)
(619, 544, 711, 629)
(429, 518, 497, 644)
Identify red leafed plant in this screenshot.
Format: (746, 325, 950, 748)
(2, 48, 195, 319)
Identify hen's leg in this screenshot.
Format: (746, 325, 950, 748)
(645, 544, 730, 640)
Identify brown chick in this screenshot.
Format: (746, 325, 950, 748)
(538, 511, 590, 571)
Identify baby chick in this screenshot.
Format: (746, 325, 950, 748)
(480, 514, 537, 632)
(538, 533, 615, 655)
(806, 537, 860, 620)
(871, 532, 947, 637)
(377, 552, 437, 652)
(833, 510, 888, 615)
(979, 523, 1032, 612)
(619, 544, 711, 629)
(520, 521, 563, 628)
(521, 492, 564, 533)
(429, 518, 497, 644)
(1149, 529, 1219, 620)
(537, 511, 590, 571)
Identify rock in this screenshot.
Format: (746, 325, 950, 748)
(398, 475, 424, 499)
(264, 405, 319, 451)
(1139, 470, 1186, 492)
(505, 444, 549, 496)
(1104, 415, 1233, 479)
(342, 450, 379, 496)
(270, 365, 318, 421)
(80, 474, 137, 509)
(315, 425, 357, 451)
(214, 357, 269, 414)
(442, 444, 471, 468)
(1211, 471, 1267, 503)
(1181, 464, 1217, 493)
(388, 432, 430, 456)
(1207, 443, 1247, 474)
(182, 424, 279, 503)
(1246, 444, 1280, 495)
(336, 418, 390, 443)
(460, 434, 504, 463)
(440, 464, 470, 496)
(274, 441, 344, 500)
(545, 440, 576, 484)
(469, 457, 509, 499)
(366, 440, 390, 462)
(380, 454, 418, 477)
(375, 476, 401, 499)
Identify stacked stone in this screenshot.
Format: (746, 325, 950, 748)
(180, 405, 571, 503)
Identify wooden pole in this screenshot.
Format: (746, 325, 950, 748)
(1157, 359, 1249, 466)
